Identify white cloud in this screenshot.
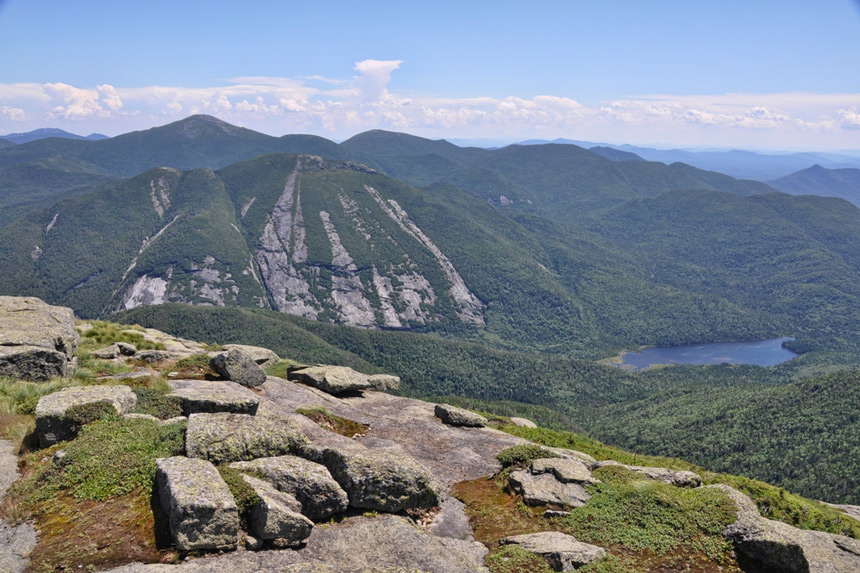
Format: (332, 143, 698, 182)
(353, 59, 402, 102)
(0, 106, 27, 121)
(838, 107, 860, 130)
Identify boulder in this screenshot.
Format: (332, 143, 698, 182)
(510, 417, 537, 428)
(35, 385, 137, 447)
(241, 475, 313, 546)
(0, 296, 78, 381)
(711, 484, 860, 573)
(509, 469, 591, 508)
(230, 455, 349, 521)
(434, 404, 487, 428)
(155, 456, 239, 551)
(136, 350, 173, 363)
(501, 531, 606, 571)
(319, 446, 442, 512)
(116, 342, 137, 356)
(168, 380, 260, 416)
(185, 412, 307, 464)
(91, 344, 120, 359)
(289, 365, 371, 395)
(223, 344, 279, 368)
(209, 349, 267, 388)
(367, 374, 400, 392)
(546, 448, 597, 469)
(593, 461, 701, 487)
(531, 458, 598, 485)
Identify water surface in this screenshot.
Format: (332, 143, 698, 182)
(618, 337, 797, 370)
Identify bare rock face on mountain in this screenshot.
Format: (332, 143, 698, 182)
(35, 385, 137, 447)
(241, 475, 313, 547)
(501, 531, 606, 571)
(222, 344, 279, 368)
(185, 412, 307, 463)
(289, 365, 372, 395)
(435, 403, 487, 427)
(168, 380, 260, 416)
(0, 296, 78, 381)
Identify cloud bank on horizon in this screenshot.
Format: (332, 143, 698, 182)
(1, 59, 859, 150)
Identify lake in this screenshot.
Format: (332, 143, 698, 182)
(617, 337, 797, 370)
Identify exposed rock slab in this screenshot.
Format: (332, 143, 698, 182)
(712, 484, 860, 573)
(501, 531, 606, 571)
(531, 458, 598, 485)
(155, 456, 239, 552)
(509, 470, 591, 507)
(0, 296, 78, 381)
(168, 380, 259, 416)
(210, 348, 267, 388)
(510, 416, 537, 428)
(367, 374, 400, 392)
(230, 455, 348, 521)
(289, 365, 372, 395)
(545, 448, 597, 469)
(185, 412, 307, 464)
(0, 440, 36, 573)
(594, 460, 701, 487)
(223, 344, 279, 368)
(91, 344, 121, 359)
(35, 384, 137, 447)
(242, 475, 313, 545)
(435, 403, 487, 428)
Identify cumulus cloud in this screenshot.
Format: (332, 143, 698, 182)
(353, 59, 402, 102)
(838, 107, 860, 130)
(0, 106, 27, 121)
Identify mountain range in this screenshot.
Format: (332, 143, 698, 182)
(0, 127, 109, 144)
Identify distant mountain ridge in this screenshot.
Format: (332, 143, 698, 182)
(0, 127, 108, 144)
(769, 164, 860, 207)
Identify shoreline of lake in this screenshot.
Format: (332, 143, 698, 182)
(603, 336, 797, 371)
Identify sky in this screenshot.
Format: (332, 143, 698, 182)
(1, 0, 859, 150)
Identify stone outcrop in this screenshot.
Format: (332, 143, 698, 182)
(209, 348, 267, 388)
(185, 412, 307, 464)
(318, 445, 442, 512)
(509, 468, 591, 508)
(434, 403, 487, 428)
(230, 455, 349, 521)
(289, 365, 372, 395)
(35, 385, 137, 447)
(241, 475, 313, 546)
(712, 484, 860, 573)
(593, 460, 701, 487)
(531, 458, 599, 485)
(168, 380, 260, 416)
(510, 416, 537, 428)
(367, 374, 400, 392)
(92, 342, 138, 359)
(501, 531, 606, 571)
(156, 456, 239, 551)
(0, 296, 78, 381)
(222, 344, 279, 368)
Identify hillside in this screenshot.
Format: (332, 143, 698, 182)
(769, 164, 860, 206)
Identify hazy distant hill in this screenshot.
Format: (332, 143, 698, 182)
(769, 165, 860, 207)
(0, 138, 15, 149)
(588, 146, 645, 162)
(1, 127, 108, 144)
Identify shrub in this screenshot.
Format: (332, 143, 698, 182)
(131, 387, 183, 419)
(496, 444, 559, 470)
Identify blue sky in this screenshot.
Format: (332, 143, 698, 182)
(1, 0, 859, 150)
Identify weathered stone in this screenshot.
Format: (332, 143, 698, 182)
(35, 385, 137, 447)
(510, 416, 537, 428)
(155, 456, 239, 551)
(509, 470, 591, 507)
(185, 412, 307, 464)
(136, 350, 172, 363)
(223, 344, 279, 368)
(124, 413, 160, 423)
(593, 461, 701, 487)
(230, 455, 348, 521)
(168, 380, 259, 416)
(242, 475, 313, 545)
(210, 349, 267, 388)
(501, 531, 606, 571)
(434, 404, 487, 428)
(244, 534, 264, 551)
(367, 374, 400, 392)
(91, 344, 120, 359)
(289, 365, 371, 395)
(531, 458, 598, 485)
(116, 342, 137, 356)
(711, 484, 860, 572)
(161, 416, 188, 426)
(0, 296, 78, 381)
(544, 448, 597, 469)
(319, 446, 442, 512)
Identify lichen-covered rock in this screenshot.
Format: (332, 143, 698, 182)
(156, 456, 239, 551)
(185, 412, 307, 464)
(210, 349, 267, 388)
(531, 458, 598, 485)
(91, 344, 121, 359)
(223, 344, 279, 368)
(289, 365, 371, 395)
(509, 470, 591, 508)
(0, 296, 78, 381)
(319, 446, 442, 512)
(116, 342, 137, 356)
(136, 350, 173, 363)
(510, 417, 537, 428)
(35, 385, 137, 447)
(168, 380, 260, 416)
(501, 531, 606, 571)
(434, 404, 487, 428)
(230, 455, 348, 521)
(367, 374, 400, 392)
(241, 475, 313, 546)
(545, 448, 597, 469)
(593, 461, 701, 487)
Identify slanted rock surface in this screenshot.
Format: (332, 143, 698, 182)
(531, 457, 598, 485)
(510, 416, 537, 428)
(222, 344, 279, 368)
(367, 374, 400, 392)
(209, 348, 267, 388)
(289, 365, 371, 395)
(156, 456, 239, 551)
(0, 440, 36, 573)
(594, 460, 701, 487)
(230, 455, 348, 521)
(242, 475, 313, 545)
(35, 384, 137, 447)
(168, 380, 260, 416)
(0, 296, 78, 381)
(435, 403, 487, 427)
(185, 412, 306, 463)
(509, 469, 591, 508)
(501, 531, 606, 571)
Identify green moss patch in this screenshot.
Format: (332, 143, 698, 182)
(297, 406, 369, 438)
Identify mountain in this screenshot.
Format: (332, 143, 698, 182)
(0, 138, 15, 149)
(0, 127, 108, 144)
(588, 146, 645, 162)
(769, 165, 860, 207)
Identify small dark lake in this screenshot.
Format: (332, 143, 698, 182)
(617, 337, 797, 370)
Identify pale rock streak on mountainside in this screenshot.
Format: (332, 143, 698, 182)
(149, 173, 174, 218)
(319, 210, 376, 327)
(364, 185, 485, 325)
(45, 214, 59, 233)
